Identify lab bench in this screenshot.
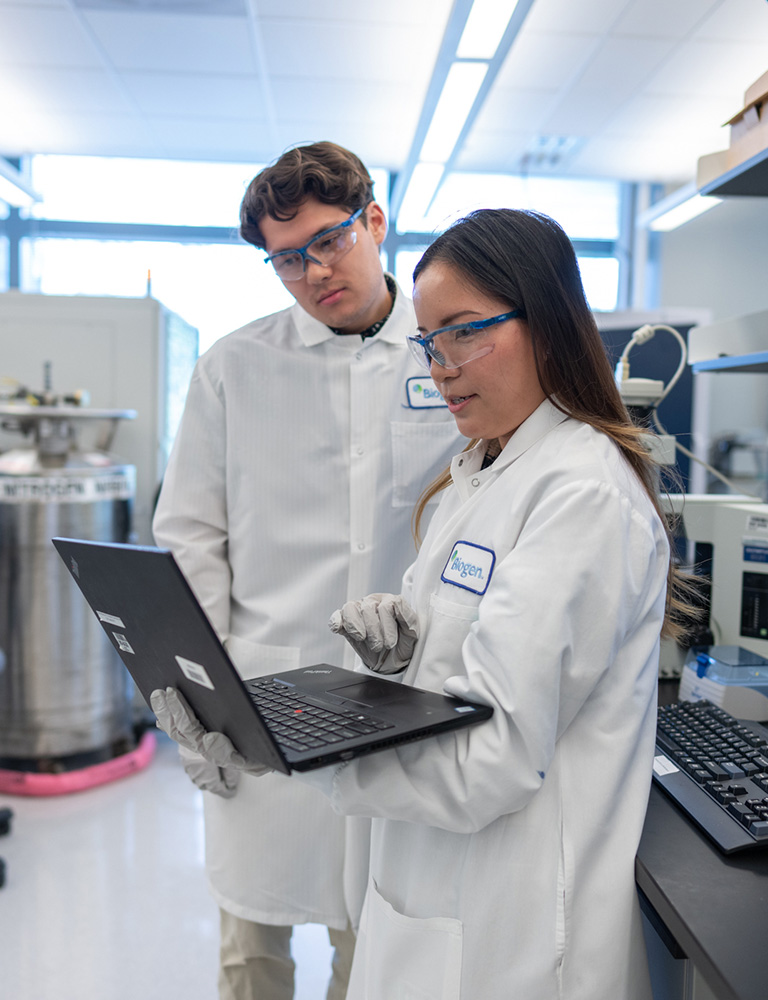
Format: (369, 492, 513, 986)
(637, 681, 768, 1000)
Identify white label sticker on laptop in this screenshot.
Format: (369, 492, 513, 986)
(112, 632, 134, 654)
(98, 611, 125, 628)
(176, 655, 215, 690)
(441, 541, 495, 595)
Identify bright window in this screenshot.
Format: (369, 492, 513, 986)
(22, 238, 294, 355)
(395, 249, 620, 315)
(578, 256, 619, 312)
(396, 172, 620, 240)
(28, 156, 260, 227)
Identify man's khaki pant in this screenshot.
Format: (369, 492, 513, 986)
(218, 908, 355, 1000)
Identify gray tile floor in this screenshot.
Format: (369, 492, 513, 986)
(0, 731, 334, 999)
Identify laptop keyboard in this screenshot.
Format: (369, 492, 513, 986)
(248, 678, 395, 754)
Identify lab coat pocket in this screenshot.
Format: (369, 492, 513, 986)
(351, 877, 463, 1000)
(407, 595, 480, 689)
(391, 420, 459, 508)
(224, 634, 300, 681)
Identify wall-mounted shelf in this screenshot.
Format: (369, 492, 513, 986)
(699, 145, 768, 197)
(691, 351, 768, 374)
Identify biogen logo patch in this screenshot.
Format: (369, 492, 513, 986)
(405, 377, 447, 408)
(441, 541, 496, 595)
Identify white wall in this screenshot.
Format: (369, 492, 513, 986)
(656, 196, 768, 496)
(658, 197, 768, 323)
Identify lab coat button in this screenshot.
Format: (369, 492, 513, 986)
(471, 478, 480, 487)
(357, 543, 365, 551)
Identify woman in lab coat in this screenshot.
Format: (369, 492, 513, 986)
(154, 208, 690, 999)
(316, 208, 692, 1000)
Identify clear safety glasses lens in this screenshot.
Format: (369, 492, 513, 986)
(408, 309, 522, 371)
(265, 207, 364, 281)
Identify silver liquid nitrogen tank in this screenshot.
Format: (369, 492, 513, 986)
(0, 379, 138, 776)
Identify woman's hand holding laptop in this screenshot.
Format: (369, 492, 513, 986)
(150, 687, 273, 777)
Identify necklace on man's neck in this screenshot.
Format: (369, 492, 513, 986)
(330, 274, 397, 340)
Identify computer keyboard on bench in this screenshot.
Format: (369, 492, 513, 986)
(652, 699, 768, 853)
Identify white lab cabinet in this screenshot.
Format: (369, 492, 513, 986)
(0, 291, 198, 543)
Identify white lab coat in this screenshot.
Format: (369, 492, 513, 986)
(152, 279, 460, 929)
(304, 399, 668, 999)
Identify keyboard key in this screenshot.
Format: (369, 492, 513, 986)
(727, 803, 758, 826)
(722, 762, 747, 779)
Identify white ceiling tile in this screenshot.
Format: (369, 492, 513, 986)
(693, 0, 768, 42)
(0, 0, 765, 189)
(611, 0, 721, 39)
(271, 121, 413, 170)
(255, 0, 452, 26)
(522, 0, 633, 35)
(601, 93, 733, 148)
(455, 131, 532, 173)
(569, 134, 699, 182)
(0, 111, 157, 156)
(146, 115, 270, 161)
(0, 7, 103, 67)
(0, 65, 133, 113)
(259, 20, 437, 83)
(122, 71, 265, 118)
(472, 86, 562, 135)
(270, 78, 416, 129)
(81, 9, 257, 73)
(644, 38, 768, 105)
(494, 30, 601, 91)
(575, 36, 680, 92)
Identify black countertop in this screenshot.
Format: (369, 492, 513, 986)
(636, 782, 768, 1000)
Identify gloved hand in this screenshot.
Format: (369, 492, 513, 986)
(150, 687, 272, 777)
(328, 593, 419, 674)
(178, 744, 240, 798)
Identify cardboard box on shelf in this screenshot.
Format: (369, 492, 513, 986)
(696, 149, 729, 189)
(695, 69, 768, 190)
(745, 68, 768, 109)
(726, 87, 768, 146)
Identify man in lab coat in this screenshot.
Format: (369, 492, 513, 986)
(152, 141, 460, 1000)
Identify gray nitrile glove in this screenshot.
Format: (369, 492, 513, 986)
(328, 593, 419, 674)
(178, 744, 240, 798)
(150, 687, 272, 777)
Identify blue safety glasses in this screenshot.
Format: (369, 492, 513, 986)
(264, 206, 365, 281)
(407, 310, 524, 371)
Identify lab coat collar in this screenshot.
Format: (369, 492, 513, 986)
(450, 398, 568, 498)
(291, 273, 410, 349)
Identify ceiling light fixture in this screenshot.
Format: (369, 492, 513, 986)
(420, 62, 489, 163)
(637, 181, 721, 232)
(457, 0, 521, 59)
(393, 0, 535, 230)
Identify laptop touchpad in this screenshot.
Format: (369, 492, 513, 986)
(328, 678, 410, 707)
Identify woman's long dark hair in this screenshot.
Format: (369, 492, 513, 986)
(412, 208, 694, 642)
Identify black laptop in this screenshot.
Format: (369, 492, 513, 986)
(52, 538, 493, 774)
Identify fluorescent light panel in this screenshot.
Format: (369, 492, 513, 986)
(637, 180, 722, 233)
(420, 62, 488, 163)
(396, 162, 446, 233)
(649, 194, 721, 232)
(457, 0, 520, 59)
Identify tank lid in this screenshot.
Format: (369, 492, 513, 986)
(0, 405, 137, 420)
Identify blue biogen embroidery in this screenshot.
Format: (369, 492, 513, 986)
(441, 541, 496, 595)
(405, 377, 447, 408)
